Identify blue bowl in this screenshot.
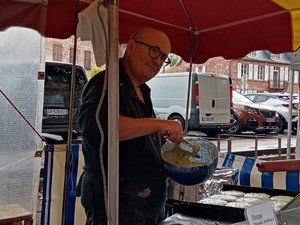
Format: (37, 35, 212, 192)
(161, 137, 218, 186)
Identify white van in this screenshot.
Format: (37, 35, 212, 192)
(147, 72, 233, 136)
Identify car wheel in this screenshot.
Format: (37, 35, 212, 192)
(169, 114, 185, 130)
(226, 115, 241, 134)
(277, 116, 286, 134)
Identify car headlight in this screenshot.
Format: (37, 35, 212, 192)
(239, 106, 258, 114)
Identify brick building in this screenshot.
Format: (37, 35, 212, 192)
(45, 36, 97, 79)
(45, 37, 299, 94)
(167, 51, 299, 94)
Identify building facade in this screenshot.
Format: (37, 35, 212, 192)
(169, 51, 299, 94)
(45, 37, 299, 94)
(45, 36, 97, 79)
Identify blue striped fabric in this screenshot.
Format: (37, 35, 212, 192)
(41, 144, 84, 225)
(239, 157, 256, 186)
(220, 153, 300, 191)
(66, 144, 80, 225)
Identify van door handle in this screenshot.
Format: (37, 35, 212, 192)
(212, 99, 215, 108)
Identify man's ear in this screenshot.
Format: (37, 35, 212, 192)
(126, 39, 136, 53)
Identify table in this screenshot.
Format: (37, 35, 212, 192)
(0, 204, 33, 225)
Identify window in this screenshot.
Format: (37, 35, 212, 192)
(257, 65, 264, 80)
(246, 95, 255, 101)
(270, 66, 282, 88)
(271, 54, 280, 60)
(69, 47, 74, 63)
(241, 64, 248, 77)
(84, 50, 92, 70)
(256, 95, 268, 103)
(248, 51, 256, 57)
(53, 43, 63, 61)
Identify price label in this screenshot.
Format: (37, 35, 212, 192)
(245, 201, 277, 225)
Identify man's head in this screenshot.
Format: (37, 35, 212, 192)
(123, 27, 171, 85)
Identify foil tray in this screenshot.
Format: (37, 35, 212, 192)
(165, 184, 300, 224)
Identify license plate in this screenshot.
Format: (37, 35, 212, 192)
(266, 118, 275, 122)
(202, 117, 214, 122)
(47, 109, 68, 116)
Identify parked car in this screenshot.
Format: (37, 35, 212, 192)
(244, 93, 298, 133)
(147, 72, 233, 137)
(42, 61, 88, 139)
(225, 91, 279, 134)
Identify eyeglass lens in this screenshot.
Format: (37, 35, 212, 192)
(134, 39, 170, 65)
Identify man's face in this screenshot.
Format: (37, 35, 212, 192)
(126, 31, 171, 83)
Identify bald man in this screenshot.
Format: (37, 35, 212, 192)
(76, 27, 183, 225)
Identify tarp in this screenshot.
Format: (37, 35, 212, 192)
(1, 0, 300, 63)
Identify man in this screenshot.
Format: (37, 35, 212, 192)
(76, 27, 183, 225)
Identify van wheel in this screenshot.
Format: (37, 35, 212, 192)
(225, 115, 241, 134)
(169, 115, 185, 130)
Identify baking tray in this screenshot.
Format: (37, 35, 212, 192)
(166, 184, 300, 223)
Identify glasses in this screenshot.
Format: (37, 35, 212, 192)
(133, 39, 171, 66)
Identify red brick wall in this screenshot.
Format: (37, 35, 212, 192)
(45, 36, 97, 79)
(166, 57, 298, 94)
(45, 37, 299, 94)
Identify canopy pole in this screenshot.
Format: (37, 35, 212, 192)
(287, 69, 294, 159)
(297, 71, 300, 159)
(183, 30, 196, 135)
(61, 0, 79, 224)
(106, 0, 119, 225)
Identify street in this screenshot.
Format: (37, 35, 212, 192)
(187, 131, 297, 158)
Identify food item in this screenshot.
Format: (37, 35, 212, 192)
(198, 198, 227, 206)
(244, 192, 270, 199)
(236, 197, 261, 204)
(270, 195, 293, 202)
(210, 194, 238, 202)
(272, 201, 287, 212)
(162, 142, 215, 167)
(225, 202, 252, 208)
(220, 190, 245, 197)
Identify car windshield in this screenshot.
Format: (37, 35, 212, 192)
(233, 91, 253, 103)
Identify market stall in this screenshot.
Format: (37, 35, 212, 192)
(1, 1, 300, 225)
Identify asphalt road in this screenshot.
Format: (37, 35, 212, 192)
(187, 131, 297, 158)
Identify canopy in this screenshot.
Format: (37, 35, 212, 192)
(1, 1, 300, 224)
(1, 0, 300, 63)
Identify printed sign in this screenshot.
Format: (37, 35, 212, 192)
(245, 201, 277, 225)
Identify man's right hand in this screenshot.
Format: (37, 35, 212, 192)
(163, 120, 184, 144)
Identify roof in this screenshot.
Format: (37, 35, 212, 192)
(243, 50, 291, 64)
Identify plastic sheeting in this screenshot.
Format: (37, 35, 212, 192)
(0, 27, 44, 213)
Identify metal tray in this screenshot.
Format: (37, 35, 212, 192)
(166, 184, 300, 223)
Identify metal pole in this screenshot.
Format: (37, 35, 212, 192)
(287, 70, 294, 159)
(183, 32, 196, 135)
(297, 70, 300, 159)
(254, 136, 258, 158)
(227, 138, 232, 153)
(61, 1, 79, 224)
(107, 1, 119, 224)
(217, 135, 221, 151)
(278, 137, 281, 158)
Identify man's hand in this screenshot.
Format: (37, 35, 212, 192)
(163, 119, 184, 144)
